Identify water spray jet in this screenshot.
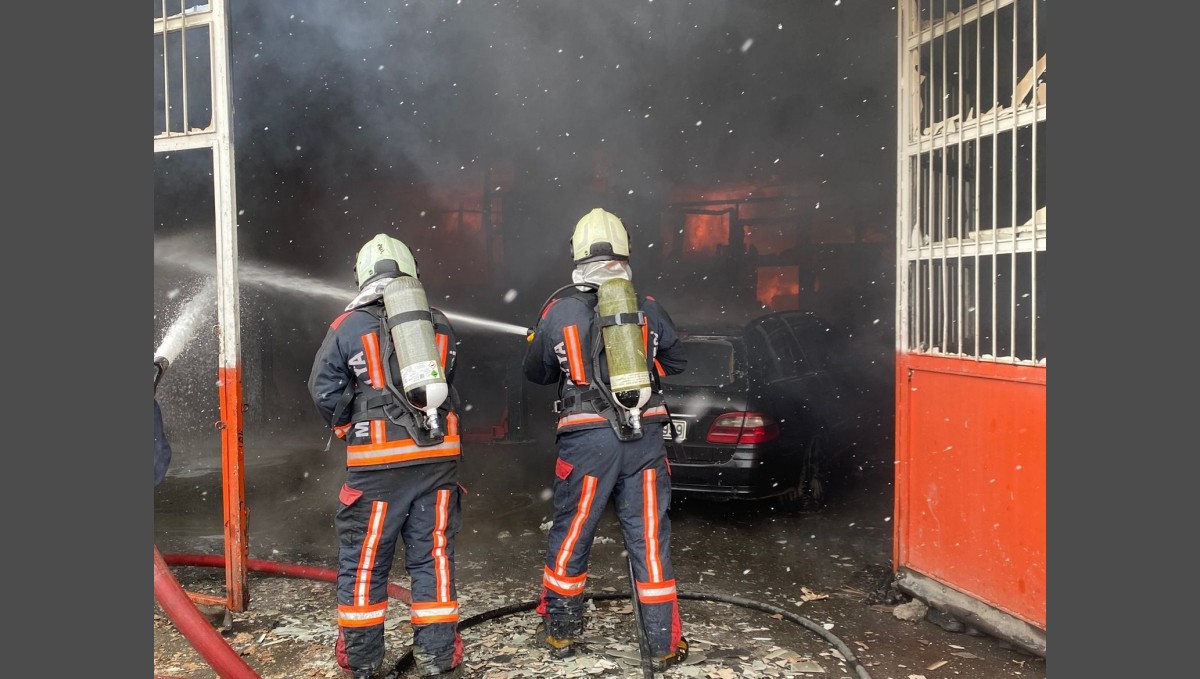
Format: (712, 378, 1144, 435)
(154, 278, 218, 367)
(157, 240, 533, 338)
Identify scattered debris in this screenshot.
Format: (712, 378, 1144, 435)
(792, 659, 826, 673)
(927, 659, 948, 670)
(892, 599, 929, 622)
(800, 587, 829, 602)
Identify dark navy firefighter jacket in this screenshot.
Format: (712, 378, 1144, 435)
(523, 289, 687, 435)
(309, 299, 460, 470)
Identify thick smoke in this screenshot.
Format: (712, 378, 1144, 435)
(227, 1, 894, 194)
(154, 0, 897, 448)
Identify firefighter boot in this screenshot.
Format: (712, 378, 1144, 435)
(534, 621, 576, 659)
(420, 665, 463, 679)
(650, 637, 689, 672)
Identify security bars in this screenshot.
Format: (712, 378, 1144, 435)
(897, 0, 1045, 364)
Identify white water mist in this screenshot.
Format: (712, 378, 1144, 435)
(156, 235, 529, 336)
(155, 278, 217, 365)
(437, 311, 529, 336)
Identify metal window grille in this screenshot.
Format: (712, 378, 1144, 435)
(897, 0, 1045, 364)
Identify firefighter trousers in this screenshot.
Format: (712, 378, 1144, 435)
(334, 462, 463, 675)
(538, 424, 683, 657)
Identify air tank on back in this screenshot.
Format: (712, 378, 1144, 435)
(597, 278, 652, 435)
(382, 276, 448, 434)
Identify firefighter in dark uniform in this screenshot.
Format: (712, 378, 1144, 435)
(523, 208, 690, 670)
(154, 357, 172, 486)
(309, 234, 464, 679)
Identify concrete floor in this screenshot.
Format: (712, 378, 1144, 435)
(154, 425, 1046, 679)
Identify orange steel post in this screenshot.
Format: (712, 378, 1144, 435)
(218, 364, 248, 611)
(210, 0, 247, 612)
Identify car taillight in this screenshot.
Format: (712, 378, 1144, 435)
(705, 412, 780, 445)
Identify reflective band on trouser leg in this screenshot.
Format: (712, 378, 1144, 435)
(410, 601, 459, 625)
(406, 478, 462, 674)
(642, 468, 664, 582)
(554, 475, 599, 575)
(355, 501, 388, 606)
(338, 601, 388, 628)
(340, 500, 388, 629)
(431, 489, 453, 603)
(636, 579, 677, 604)
(542, 566, 587, 596)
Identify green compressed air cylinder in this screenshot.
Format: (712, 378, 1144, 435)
(382, 276, 448, 418)
(597, 278, 652, 411)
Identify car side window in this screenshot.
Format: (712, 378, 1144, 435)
(784, 315, 835, 372)
(752, 317, 803, 381)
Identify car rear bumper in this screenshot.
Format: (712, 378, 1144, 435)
(666, 447, 799, 500)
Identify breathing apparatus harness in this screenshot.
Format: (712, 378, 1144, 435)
(324, 297, 454, 451)
(534, 283, 671, 442)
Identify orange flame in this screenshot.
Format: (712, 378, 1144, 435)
(756, 266, 800, 310)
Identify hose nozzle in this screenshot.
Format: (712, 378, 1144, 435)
(153, 356, 170, 393)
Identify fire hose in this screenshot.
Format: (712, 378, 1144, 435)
(157, 551, 873, 679)
(389, 590, 875, 679)
(153, 550, 412, 679)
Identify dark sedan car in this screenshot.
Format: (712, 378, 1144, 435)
(659, 310, 885, 511)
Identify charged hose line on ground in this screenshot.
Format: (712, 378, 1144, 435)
(392, 592, 874, 679)
(153, 546, 262, 679)
(158, 553, 872, 679)
(155, 552, 415, 679)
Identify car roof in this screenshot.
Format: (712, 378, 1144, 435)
(679, 310, 831, 339)
(678, 328, 744, 340)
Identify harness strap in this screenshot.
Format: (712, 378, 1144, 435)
(351, 394, 393, 416)
(552, 388, 609, 414)
(386, 309, 433, 330)
(598, 311, 645, 328)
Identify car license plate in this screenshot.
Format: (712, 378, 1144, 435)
(664, 419, 687, 441)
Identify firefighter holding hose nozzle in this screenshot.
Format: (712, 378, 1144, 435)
(308, 234, 465, 679)
(523, 208, 690, 671)
(153, 356, 172, 487)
